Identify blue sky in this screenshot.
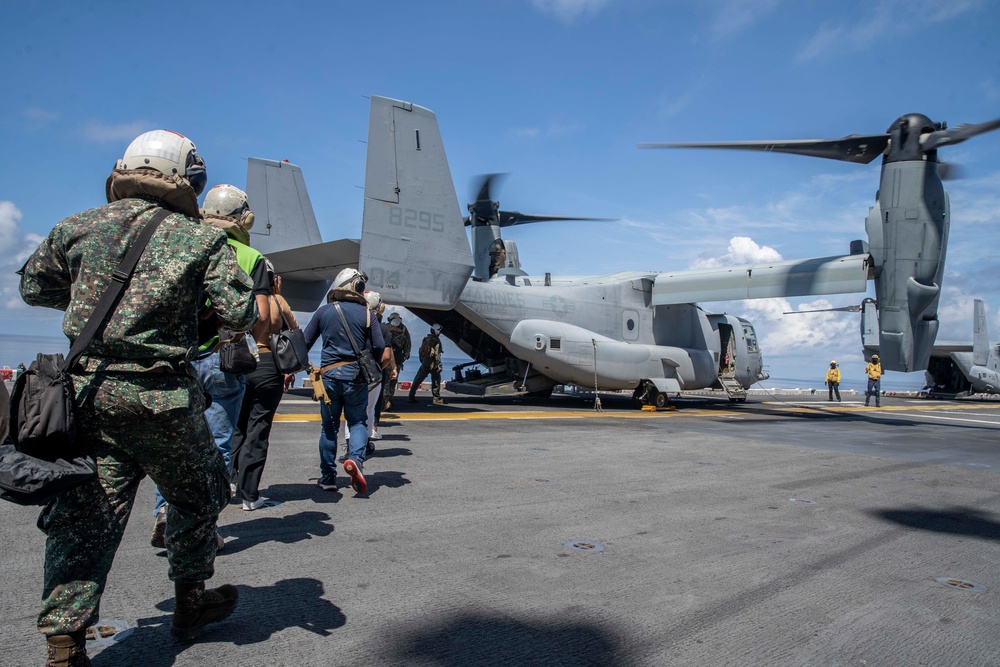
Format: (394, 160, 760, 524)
(2, 0, 998, 388)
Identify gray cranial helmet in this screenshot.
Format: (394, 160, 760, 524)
(117, 130, 207, 195)
(387, 312, 402, 326)
(201, 184, 254, 229)
(431, 323, 443, 334)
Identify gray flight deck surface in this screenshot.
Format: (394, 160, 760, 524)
(3, 390, 1000, 666)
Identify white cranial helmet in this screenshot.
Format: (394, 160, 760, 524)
(364, 290, 383, 311)
(333, 267, 367, 293)
(117, 130, 207, 195)
(201, 184, 254, 229)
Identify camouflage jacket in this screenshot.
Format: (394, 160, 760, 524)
(388, 323, 412, 365)
(19, 198, 258, 373)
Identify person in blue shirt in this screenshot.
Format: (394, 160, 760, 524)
(302, 268, 389, 494)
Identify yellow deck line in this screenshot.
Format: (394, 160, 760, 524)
(273, 408, 732, 422)
(273, 400, 1000, 423)
(768, 402, 1000, 415)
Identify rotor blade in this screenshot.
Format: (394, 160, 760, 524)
(638, 134, 890, 165)
(921, 117, 1000, 151)
(467, 173, 506, 225)
(472, 173, 504, 204)
(937, 161, 965, 181)
(782, 305, 862, 315)
(497, 211, 616, 227)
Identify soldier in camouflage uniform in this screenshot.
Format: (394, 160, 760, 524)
(383, 312, 411, 410)
(19, 130, 258, 666)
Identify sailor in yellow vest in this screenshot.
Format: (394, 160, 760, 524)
(825, 360, 841, 402)
(864, 354, 882, 407)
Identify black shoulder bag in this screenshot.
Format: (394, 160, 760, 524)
(1, 208, 169, 505)
(333, 302, 383, 388)
(270, 297, 310, 374)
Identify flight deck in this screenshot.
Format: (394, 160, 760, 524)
(2, 390, 998, 666)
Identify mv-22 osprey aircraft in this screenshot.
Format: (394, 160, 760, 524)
(248, 96, 999, 407)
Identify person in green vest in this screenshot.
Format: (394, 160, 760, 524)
(150, 185, 271, 547)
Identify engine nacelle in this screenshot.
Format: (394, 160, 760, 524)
(864, 160, 949, 372)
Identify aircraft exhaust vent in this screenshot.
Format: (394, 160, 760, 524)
(551, 338, 562, 350)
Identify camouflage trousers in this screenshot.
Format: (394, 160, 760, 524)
(36, 371, 230, 636)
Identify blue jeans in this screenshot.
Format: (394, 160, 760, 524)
(318, 376, 369, 484)
(865, 378, 881, 406)
(154, 352, 246, 515)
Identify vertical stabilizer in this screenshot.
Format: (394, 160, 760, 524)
(360, 96, 474, 309)
(973, 299, 989, 366)
(246, 157, 325, 255)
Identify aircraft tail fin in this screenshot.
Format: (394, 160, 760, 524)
(359, 96, 474, 309)
(246, 157, 325, 255)
(973, 298, 989, 366)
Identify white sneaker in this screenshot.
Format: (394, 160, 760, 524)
(242, 497, 269, 511)
(370, 429, 382, 441)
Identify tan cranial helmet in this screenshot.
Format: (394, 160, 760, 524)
(364, 290, 385, 314)
(201, 184, 254, 229)
(117, 130, 207, 195)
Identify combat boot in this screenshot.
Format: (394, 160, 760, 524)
(150, 506, 166, 549)
(45, 631, 90, 667)
(171, 581, 239, 640)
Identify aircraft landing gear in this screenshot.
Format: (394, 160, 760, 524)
(633, 381, 668, 409)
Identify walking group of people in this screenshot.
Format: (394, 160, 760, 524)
(9, 127, 437, 667)
(824, 355, 883, 406)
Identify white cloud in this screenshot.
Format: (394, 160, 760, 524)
(658, 91, 695, 120)
(709, 0, 781, 40)
(0, 201, 52, 320)
(81, 120, 153, 143)
(690, 235, 782, 269)
(530, 0, 610, 23)
(22, 107, 59, 125)
(796, 0, 983, 62)
(508, 126, 541, 139)
(505, 119, 585, 142)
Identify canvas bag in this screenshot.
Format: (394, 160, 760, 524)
(218, 329, 258, 375)
(270, 297, 310, 374)
(9, 353, 77, 461)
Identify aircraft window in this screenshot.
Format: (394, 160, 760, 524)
(742, 325, 759, 353)
(626, 318, 635, 332)
(551, 338, 562, 350)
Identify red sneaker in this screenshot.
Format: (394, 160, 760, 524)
(343, 459, 367, 494)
